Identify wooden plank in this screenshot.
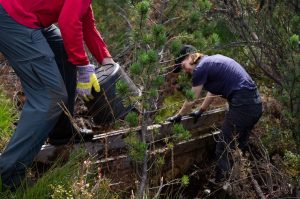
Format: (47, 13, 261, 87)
(35, 108, 225, 164)
(97, 131, 220, 188)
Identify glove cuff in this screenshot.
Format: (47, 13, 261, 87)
(199, 108, 205, 113)
(77, 64, 95, 73)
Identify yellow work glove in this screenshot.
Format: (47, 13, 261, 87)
(76, 64, 100, 101)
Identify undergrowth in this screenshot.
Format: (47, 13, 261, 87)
(0, 88, 17, 150)
(0, 148, 118, 198)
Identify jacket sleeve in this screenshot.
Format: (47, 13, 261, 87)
(82, 5, 111, 64)
(58, 0, 91, 65)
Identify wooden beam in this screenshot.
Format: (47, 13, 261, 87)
(35, 108, 225, 164)
(97, 131, 220, 188)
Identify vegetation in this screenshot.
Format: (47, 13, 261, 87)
(0, 0, 299, 198)
(0, 88, 16, 150)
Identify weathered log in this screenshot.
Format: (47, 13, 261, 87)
(97, 131, 220, 188)
(35, 108, 225, 164)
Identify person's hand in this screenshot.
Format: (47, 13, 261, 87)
(167, 115, 182, 123)
(76, 64, 100, 101)
(189, 109, 204, 123)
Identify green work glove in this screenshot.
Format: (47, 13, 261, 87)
(76, 64, 100, 101)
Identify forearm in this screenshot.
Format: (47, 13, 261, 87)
(199, 92, 215, 111)
(177, 100, 194, 116)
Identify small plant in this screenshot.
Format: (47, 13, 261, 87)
(125, 133, 147, 162)
(173, 124, 191, 142)
(283, 150, 300, 181)
(125, 112, 139, 127)
(137, 0, 150, 16)
(180, 175, 189, 187)
(116, 80, 129, 97)
(50, 184, 72, 199)
(289, 34, 299, 49)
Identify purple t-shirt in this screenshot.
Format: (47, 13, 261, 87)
(192, 54, 256, 98)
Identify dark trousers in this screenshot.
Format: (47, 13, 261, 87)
(215, 89, 262, 182)
(0, 5, 76, 188)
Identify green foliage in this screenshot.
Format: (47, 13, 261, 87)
(196, 0, 212, 11)
(130, 63, 143, 75)
(149, 89, 158, 97)
(147, 49, 158, 63)
(291, 15, 300, 34)
(181, 175, 190, 187)
(0, 148, 119, 198)
(154, 92, 185, 123)
(143, 33, 154, 44)
(261, 112, 297, 155)
(184, 89, 195, 101)
(173, 124, 191, 141)
(152, 24, 165, 37)
(125, 111, 139, 127)
(152, 76, 164, 88)
(177, 73, 195, 100)
(50, 184, 72, 199)
(137, 0, 150, 16)
(152, 24, 167, 47)
(283, 150, 300, 180)
(16, 149, 87, 198)
(0, 89, 17, 150)
(125, 133, 147, 162)
(157, 156, 165, 167)
(289, 34, 299, 50)
(171, 40, 182, 55)
(189, 11, 200, 25)
(208, 33, 220, 46)
(116, 80, 129, 97)
(138, 51, 150, 65)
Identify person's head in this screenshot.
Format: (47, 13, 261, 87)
(174, 45, 204, 74)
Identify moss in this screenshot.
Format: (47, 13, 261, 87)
(154, 92, 185, 123)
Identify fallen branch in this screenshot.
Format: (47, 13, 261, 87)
(250, 170, 266, 199)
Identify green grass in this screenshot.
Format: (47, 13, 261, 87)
(0, 89, 118, 198)
(0, 148, 118, 199)
(0, 89, 17, 150)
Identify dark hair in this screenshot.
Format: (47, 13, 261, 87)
(173, 45, 197, 73)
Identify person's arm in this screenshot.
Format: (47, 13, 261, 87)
(58, 0, 91, 65)
(177, 85, 203, 116)
(82, 5, 112, 64)
(199, 91, 215, 112)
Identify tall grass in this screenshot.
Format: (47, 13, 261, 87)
(1, 148, 118, 198)
(0, 88, 17, 150)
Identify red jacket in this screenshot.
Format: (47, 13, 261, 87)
(0, 0, 111, 65)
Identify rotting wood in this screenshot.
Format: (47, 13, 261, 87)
(35, 108, 225, 165)
(96, 131, 220, 188)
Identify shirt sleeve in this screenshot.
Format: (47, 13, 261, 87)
(58, 0, 91, 65)
(192, 64, 208, 87)
(82, 5, 111, 64)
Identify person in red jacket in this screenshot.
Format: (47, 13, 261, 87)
(0, 0, 114, 189)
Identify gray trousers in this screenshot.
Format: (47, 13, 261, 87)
(0, 5, 76, 188)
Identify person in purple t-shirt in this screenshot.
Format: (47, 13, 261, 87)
(167, 45, 262, 183)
